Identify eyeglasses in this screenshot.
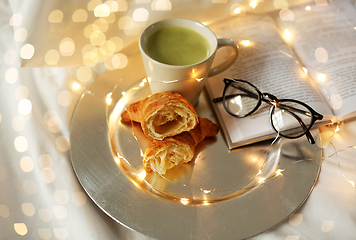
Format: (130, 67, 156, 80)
(213, 78, 324, 144)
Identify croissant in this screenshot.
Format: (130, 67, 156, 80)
(121, 91, 199, 140)
(143, 118, 219, 174)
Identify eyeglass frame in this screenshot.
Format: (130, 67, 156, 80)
(212, 78, 324, 144)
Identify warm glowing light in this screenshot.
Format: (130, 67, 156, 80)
(106, 92, 113, 105)
(317, 73, 326, 82)
(258, 177, 266, 184)
(276, 169, 284, 176)
(94, 4, 111, 17)
(138, 170, 146, 180)
(45, 49, 60, 65)
(180, 198, 189, 205)
(122, 91, 126, 96)
(234, 7, 241, 14)
(48, 10, 63, 23)
(335, 125, 340, 132)
(251, 157, 258, 162)
(18, 99, 32, 115)
(305, 5, 311, 10)
(203, 189, 211, 194)
(90, 31, 106, 46)
(114, 157, 121, 164)
(349, 180, 355, 188)
(111, 53, 128, 69)
(20, 44, 35, 59)
(202, 201, 210, 206)
(302, 67, 308, 74)
(196, 78, 203, 82)
(59, 38, 75, 56)
(250, 1, 257, 9)
(105, 0, 119, 12)
(241, 40, 250, 46)
(284, 29, 290, 37)
(14, 223, 27, 236)
(133, 8, 149, 22)
(72, 83, 80, 90)
(72, 9, 88, 22)
(139, 79, 147, 87)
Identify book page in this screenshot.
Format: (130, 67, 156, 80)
(273, 1, 356, 119)
(207, 14, 332, 148)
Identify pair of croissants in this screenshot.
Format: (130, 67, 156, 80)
(121, 91, 219, 175)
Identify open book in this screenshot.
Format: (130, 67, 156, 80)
(205, 1, 356, 149)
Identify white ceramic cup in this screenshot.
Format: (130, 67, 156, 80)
(139, 18, 238, 106)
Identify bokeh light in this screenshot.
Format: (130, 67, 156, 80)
(315, 47, 328, 63)
(94, 4, 111, 17)
(90, 31, 106, 46)
(14, 28, 28, 42)
(151, 0, 172, 11)
(14, 223, 27, 236)
(273, 0, 289, 9)
(59, 38, 75, 56)
(20, 44, 35, 59)
(279, 8, 294, 21)
(45, 49, 60, 65)
(133, 8, 149, 22)
(48, 10, 64, 23)
(5, 68, 18, 84)
(94, 18, 109, 32)
(76, 66, 92, 82)
(9, 13, 23, 26)
(72, 9, 88, 22)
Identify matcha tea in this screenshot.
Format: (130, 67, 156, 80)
(145, 26, 211, 66)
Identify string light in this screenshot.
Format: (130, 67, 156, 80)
(106, 92, 112, 105)
(72, 82, 80, 90)
(180, 198, 189, 205)
(234, 7, 241, 14)
(241, 40, 250, 46)
(108, 68, 356, 204)
(138, 170, 146, 180)
(250, 1, 257, 9)
(258, 177, 266, 184)
(276, 169, 284, 176)
(302, 67, 308, 75)
(317, 73, 326, 82)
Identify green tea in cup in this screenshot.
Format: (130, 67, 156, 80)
(139, 18, 238, 105)
(144, 26, 211, 66)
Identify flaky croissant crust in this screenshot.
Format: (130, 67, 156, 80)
(121, 91, 199, 140)
(143, 117, 219, 174)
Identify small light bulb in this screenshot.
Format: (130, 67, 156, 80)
(317, 73, 326, 82)
(250, 1, 257, 9)
(72, 82, 80, 90)
(241, 40, 250, 46)
(302, 67, 308, 74)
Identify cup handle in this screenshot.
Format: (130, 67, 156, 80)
(208, 38, 238, 77)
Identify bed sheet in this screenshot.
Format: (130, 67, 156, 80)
(0, 0, 355, 239)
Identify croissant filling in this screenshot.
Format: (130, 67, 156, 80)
(149, 105, 195, 138)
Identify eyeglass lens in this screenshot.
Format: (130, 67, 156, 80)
(223, 81, 260, 117)
(271, 101, 312, 138)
